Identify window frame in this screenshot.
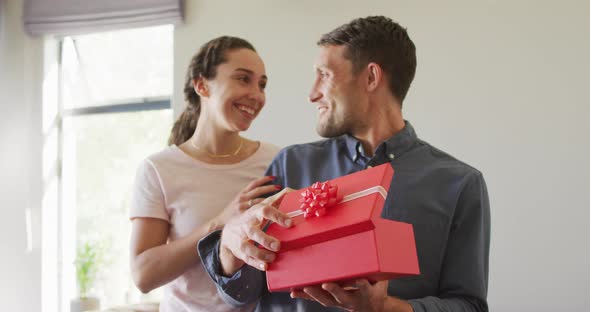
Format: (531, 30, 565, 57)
(48, 34, 172, 312)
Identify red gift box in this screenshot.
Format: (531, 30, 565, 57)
(265, 163, 420, 292)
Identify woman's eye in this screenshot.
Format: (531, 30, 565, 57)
(259, 82, 267, 90)
(237, 76, 250, 83)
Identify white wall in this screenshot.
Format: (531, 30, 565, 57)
(0, 0, 43, 310)
(1, 0, 588, 311)
(175, 1, 590, 311)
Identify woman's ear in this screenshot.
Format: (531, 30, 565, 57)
(194, 77, 209, 97)
(366, 62, 383, 92)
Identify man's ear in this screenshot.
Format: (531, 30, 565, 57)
(366, 62, 383, 92)
(194, 77, 209, 97)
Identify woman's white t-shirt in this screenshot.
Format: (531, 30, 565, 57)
(130, 142, 280, 312)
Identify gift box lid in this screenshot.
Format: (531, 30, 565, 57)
(266, 163, 394, 252)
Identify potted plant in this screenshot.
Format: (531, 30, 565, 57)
(71, 241, 103, 312)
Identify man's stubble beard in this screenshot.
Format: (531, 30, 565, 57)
(316, 111, 355, 138)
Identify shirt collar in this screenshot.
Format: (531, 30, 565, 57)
(342, 120, 418, 163)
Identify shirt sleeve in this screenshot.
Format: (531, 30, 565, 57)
(408, 171, 490, 312)
(197, 230, 267, 306)
(130, 158, 169, 222)
(196, 157, 285, 306)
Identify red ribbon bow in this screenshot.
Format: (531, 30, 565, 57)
(299, 181, 339, 218)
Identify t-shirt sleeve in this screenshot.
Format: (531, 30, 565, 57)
(129, 158, 169, 222)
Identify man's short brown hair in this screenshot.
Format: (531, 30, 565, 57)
(318, 16, 417, 105)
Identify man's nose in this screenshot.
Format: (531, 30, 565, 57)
(308, 88, 322, 103)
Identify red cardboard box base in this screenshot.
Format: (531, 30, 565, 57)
(266, 219, 419, 292)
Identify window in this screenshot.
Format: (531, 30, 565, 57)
(43, 25, 173, 311)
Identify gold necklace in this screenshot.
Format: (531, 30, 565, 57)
(191, 137, 244, 158)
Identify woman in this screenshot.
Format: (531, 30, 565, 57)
(129, 36, 281, 311)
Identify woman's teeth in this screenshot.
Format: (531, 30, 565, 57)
(237, 105, 255, 115)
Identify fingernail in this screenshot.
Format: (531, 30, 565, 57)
(275, 185, 282, 190)
(259, 263, 266, 270)
(284, 218, 293, 227)
(270, 241, 279, 251)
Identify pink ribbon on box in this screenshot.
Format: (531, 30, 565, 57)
(286, 181, 388, 219)
(298, 182, 340, 218)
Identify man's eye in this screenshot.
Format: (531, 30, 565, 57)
(237, 76, 250, 83)
(259, 82, 267, 90)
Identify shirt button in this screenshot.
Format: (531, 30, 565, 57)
(388, 153, 395, 160)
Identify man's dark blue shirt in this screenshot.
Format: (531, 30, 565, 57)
(198, 121, 490, 312)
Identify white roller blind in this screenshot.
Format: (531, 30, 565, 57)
(23, 0, 183, 36)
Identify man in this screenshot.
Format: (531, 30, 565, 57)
(198, 16, 490, 312)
